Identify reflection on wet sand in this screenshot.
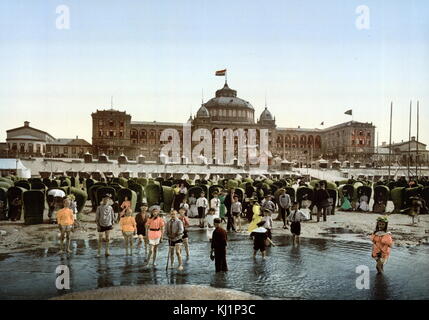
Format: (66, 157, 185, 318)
(0, 230, 428, 300)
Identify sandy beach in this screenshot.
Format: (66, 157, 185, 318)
(1, 202, 428, 255)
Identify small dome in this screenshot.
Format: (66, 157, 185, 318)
(196, 105, 210, 118)
(260, 107, 274, 121)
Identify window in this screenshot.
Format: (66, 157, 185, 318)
(12, 143, 17, 151)
(36, 144, 41, 153)
(28, 143, 33, 153)
(64, 147, 68, 154)
(54, 147, 59, 154)
(20, 143, 25, 153)
(109, 120, 114, 126)
(72, 147, 76, 154)
(98, 120, 103, 126)
(99, 130, 103, 137)
(119, 131, 123, 138)
(47, 145, 51, 152)
(120, 121, 124, 127)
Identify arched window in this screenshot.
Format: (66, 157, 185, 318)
(285, 135, 291, 148)
(292, 135, 298, 148)
(308, 135, 314, 148)
(315, 135, 321, 149)
(300, 135, 306, 148)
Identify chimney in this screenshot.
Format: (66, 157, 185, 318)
(76, 135, 78, 140)
(24, 121, 30, 127)
(411, 136, 416, 141)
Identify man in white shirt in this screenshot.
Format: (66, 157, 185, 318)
(278, 189, 291, 229)
(196, 192, 208, 228)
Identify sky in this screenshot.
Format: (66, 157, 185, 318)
(0, 0, 428, 146)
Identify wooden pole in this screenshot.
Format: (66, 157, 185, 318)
(416, 100, 419, 178)
(408, 101, 412, 179)
(388, 102, 392, 179)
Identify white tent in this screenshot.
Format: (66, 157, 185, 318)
(0, 159, 31, 178)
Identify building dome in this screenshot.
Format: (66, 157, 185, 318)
(259, 107, 274, 121)
(196, 105, 210, 118)
(204, 83, 254, 111)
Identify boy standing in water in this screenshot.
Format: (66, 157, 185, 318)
(95, 194, 116, 257)
(135, 203, 149, 255)
(178, 208, 190, 259)
(287, 201, 307, 245)
(211, 218, 228, 272)
(56, 198, 74, 254)
(120, 208, 137, 256)
(166, 210, 184, 270)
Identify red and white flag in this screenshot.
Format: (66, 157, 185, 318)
(215, 69, 227, 76)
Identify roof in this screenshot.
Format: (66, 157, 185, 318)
(196, 105, 210, 118)
(49, 138, 91, 146)
(259, 107, 274, 121)
(131, 121, 183, 127)
(6, 135, 46, 142)
(387, 140, 427, 148)
(6, 125, 55, 140)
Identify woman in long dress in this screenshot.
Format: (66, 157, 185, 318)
(247, 200, 262, 233)
(188, 193, 198, 218)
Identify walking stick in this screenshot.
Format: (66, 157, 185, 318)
(165, 240, 170, 271)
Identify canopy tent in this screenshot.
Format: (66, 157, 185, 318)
(0, 159, 31, 178)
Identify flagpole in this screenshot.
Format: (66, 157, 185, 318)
(408, 100, 412, 179)
(388, 102, 392, 179)
(225, 69, 227, 84)
(416, 100, 419, 178)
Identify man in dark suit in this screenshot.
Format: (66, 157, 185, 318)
(211, 218, 228, 272)
(223, 188, 236, 232)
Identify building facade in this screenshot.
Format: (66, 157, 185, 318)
(91, 82, 376, 164)
(3, 121, 91, 158)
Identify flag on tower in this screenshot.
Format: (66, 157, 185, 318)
(320, 121, 324, 126)
(344, 109, 353, 116)
(215, 69, 227, 76)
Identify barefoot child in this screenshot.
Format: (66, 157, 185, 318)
(206, 208, 216, 241)
(135, 203, 149, 255)
(287, 201, 307, 244)
(95, 194, 115, 257)
(178, 208, 190, 259)
(370, 216, 393, 274)
(250, 220, 275, 259)
(56, 198, 74, 254)
(196, 192, 208, 228)
(120, 208, 137, 256)
(166, 210, 184, 270)
(145, 205, 165, 267)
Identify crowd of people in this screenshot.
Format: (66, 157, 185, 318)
(50, 189, 396, 275)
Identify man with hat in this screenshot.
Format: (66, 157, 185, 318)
(261, 194, 276, 214)
(145, 205, 165, 266)
(211, 218, 228, 272)
(95, 193, 115, 257)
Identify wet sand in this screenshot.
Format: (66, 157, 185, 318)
(51, 284, 262, 300)
(0, 201, 428, 254)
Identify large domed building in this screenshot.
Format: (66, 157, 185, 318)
(91, 80, 375, 165)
